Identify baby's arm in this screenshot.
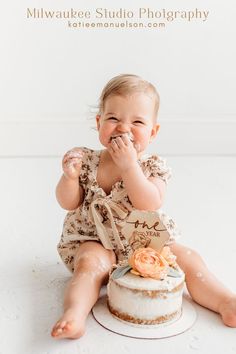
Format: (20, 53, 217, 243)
(56, 148, 84, 211)
(121, 166, 166, 210)
(108, 135, 165, 210)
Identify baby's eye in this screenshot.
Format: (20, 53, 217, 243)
(133, 120, 144, 125)
(108, 117, 118, 121)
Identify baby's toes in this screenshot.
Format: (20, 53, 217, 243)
(51, 321, 67, 336)
(219, 296, 236, 328)
(222, 312, 236, 328)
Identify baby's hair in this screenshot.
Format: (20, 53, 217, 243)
(98, 74, 160, 120)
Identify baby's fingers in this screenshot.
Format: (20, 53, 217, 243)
(63, 149, 83, 164)
(65, 157, 82, 170)
(133, 142, 141, 152)
(63, 157, 82, 179)
(66, 150, 83, 159)
(121, 134, 131, 145)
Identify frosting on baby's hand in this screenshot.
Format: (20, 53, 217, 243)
(62, 148, 84, 180)
(110, 132, 134, 142)
(110, 133, 141, 153)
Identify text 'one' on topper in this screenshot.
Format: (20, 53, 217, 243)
(121, 210, 170, 253)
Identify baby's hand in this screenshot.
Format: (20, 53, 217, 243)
(108, 134, 139, 172)
(62, 148, 84, 180)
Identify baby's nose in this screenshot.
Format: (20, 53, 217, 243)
(117, 122, 130, 132)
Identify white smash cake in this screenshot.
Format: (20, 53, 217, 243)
(107, 247, 185, 325)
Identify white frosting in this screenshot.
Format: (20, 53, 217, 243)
(114, 271, 184, 291)
(107, 271, 185, 322)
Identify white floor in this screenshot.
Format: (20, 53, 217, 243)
(1, 156, 236, 354)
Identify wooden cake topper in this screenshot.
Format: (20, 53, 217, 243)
(121, 210, 171, 252)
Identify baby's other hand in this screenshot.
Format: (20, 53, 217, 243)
(62, 148, 84, 180)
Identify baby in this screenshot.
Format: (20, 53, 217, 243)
(51, 74, 236, 339)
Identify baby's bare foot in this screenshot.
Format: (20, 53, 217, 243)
(51, 308, 86, 339)
(219, 295, 236, 327)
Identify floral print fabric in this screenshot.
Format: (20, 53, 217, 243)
(57, 147, 180, 272)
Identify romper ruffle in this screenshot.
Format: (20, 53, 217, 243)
(57, 147, 180, 272)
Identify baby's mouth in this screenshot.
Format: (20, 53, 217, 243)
(110, 132, 134, 142)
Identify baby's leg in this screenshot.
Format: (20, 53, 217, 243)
(170, 243, 236, 327)
(51, 241, 116, 339)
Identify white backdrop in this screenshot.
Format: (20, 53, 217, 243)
(0, 0, 235, 156)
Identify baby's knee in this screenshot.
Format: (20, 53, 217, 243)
(76, 252, 108, 270)
(73, 243, 116, 276)
(73, 250, 113, 284)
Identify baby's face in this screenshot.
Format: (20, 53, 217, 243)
(96, 93, 159, 154)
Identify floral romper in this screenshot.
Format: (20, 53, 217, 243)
(57, 147, 180, 272)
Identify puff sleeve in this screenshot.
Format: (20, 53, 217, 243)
(141, 155, 172, 184)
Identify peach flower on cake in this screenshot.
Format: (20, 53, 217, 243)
(128, 247, 169, 280)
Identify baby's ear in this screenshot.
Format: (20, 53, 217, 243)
(96, 115, 101, 130)
(150, 124, 160, 142)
